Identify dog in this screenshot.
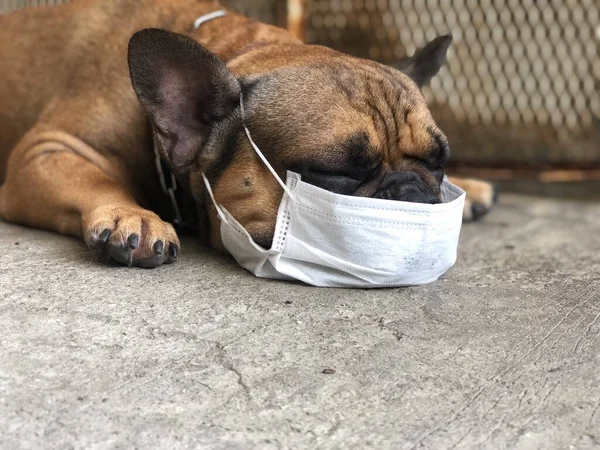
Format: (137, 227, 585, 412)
(0, 0, 496, 268)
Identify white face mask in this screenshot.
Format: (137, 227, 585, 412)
(202, 96, 466, 288)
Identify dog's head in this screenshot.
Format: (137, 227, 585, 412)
(128, 28, 452, 248)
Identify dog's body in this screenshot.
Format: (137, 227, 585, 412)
(0, 0, 495, 267)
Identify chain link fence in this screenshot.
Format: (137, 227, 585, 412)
(306, 0, 600, 170)
(1, 0, 62, 12)
(4, 0, 599, 171)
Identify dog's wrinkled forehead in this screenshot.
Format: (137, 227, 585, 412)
(239, 61, 442, 168)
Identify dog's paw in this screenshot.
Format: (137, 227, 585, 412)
(449, 177, 498, 221)
(83, 205, 180, 268)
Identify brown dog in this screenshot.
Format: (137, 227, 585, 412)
(0, 0, 495, 268)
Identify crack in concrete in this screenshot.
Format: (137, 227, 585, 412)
(223, 325, 263, 348)
(494, 281, 599, 380)
(449, 392, 507, 449)
(326, 417, 341, 437)
(573, 308, 600, 353)
(378, 318, 406, 341)
(214, 342, 253, 404)
(410, 387, 486, 450)
(586, 397, 600, 429)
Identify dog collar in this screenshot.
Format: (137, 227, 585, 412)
(153, 10, 227, 228)
(193, 10, 227, 30)
(153, 145, 186, 228)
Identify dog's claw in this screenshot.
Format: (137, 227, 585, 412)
(163, 243, 179, 265)
(127, 233, 139, 249)
(98, 229, 111, 244)
(153, 240, 164, 254)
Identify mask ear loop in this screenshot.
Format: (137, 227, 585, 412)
(201, 92, 294, 224)
(239, 94, 294, 199)
(201, 173, 229, 224)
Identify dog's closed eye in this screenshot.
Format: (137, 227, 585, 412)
(301, 170, 362, 194)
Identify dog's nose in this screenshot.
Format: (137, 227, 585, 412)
(373, 171, 440, 204)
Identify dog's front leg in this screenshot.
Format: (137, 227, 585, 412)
(447, 176, 497, 221)
(0, 129, 180, 267)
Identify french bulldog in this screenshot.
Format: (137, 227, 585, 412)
(0, 0, 495, 267)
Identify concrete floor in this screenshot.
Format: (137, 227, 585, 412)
(1, 193, 600, 449)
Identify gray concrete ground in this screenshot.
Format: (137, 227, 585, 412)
(1, 193, 600, 450)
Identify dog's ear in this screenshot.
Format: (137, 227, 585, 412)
(394, 35, 452, 88)
(128, 28, 240, 170)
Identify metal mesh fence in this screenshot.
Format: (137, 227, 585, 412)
(0, 0, 63, 13)
(306, 0, 600, 167)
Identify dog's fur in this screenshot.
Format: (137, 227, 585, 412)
(0, 0, 495, 267)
